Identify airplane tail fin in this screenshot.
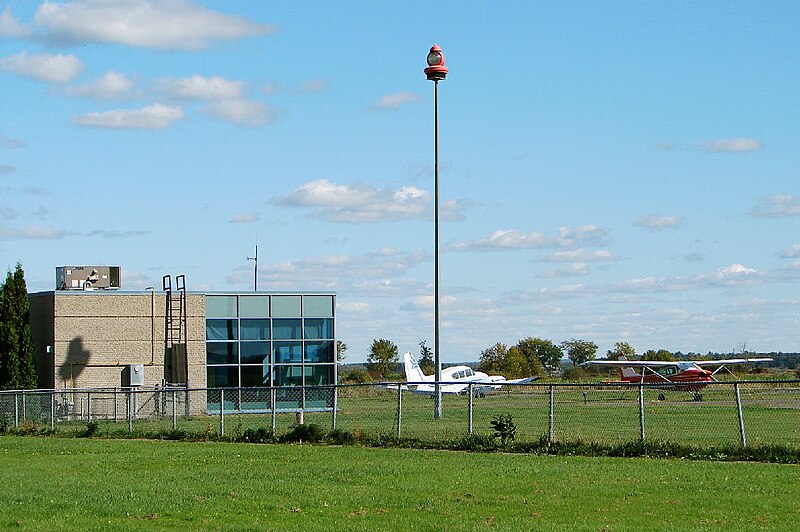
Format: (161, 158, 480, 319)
(403, 352, 428, 383)
(616, 357, 639, 379)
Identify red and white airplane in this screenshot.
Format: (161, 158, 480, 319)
(581, 356, 772, 398)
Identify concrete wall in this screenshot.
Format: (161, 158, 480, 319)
(29, 291, 206, 390)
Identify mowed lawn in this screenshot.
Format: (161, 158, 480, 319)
(1, 436, 799, 530)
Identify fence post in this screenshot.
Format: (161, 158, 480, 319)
(87, 391, 92, 422)
(271, 387, 277, 434)
(734, 382, 747, 447)
(172, 389, 178, 430)
(127, 390, 133, 432)
(638, 384, 645, 441)
(396, 383, 403, 441)
(113, 389, 118, 423)
(21, 392, 26, 422)
(14, 393, 19, 428)
(468, 383, 474, 435)
(331, 386, 338, 432)
(50, 392, 55, 431)
(219, 389, 225, 437)
(548, 385, 554, 444)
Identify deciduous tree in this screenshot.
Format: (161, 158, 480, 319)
(561, 338, 598, 366)
(366, 338, 399, 379)
(607, 341, 636, 360)
(516, 337, 559, 375)
(0, 263, 37, 389)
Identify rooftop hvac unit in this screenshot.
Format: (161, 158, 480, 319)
(56, 266, 121, 290)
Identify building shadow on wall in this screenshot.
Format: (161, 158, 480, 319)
(58, 337, 91, 387)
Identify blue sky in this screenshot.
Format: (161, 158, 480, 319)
(1, 1, 799, 362)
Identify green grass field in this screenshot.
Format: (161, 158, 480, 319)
(1, 436, 799, 530)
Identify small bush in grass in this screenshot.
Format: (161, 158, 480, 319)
(80, 421, 99, 438)
(327, 428, 356, 445)
(490, 414, 516, 446)
(240, 427, 275, 444)
(281, 423, 325, 443)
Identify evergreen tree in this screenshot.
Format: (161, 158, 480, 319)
(418, 339, 434, 375)
(0, 263, 37, 389)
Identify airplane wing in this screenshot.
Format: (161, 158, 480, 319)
(581, 360, 678, 367)
(694, 358, 772, 366)
(503, 376, 540, 384)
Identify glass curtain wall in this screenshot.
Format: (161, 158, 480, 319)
(205, 294, 335, 412)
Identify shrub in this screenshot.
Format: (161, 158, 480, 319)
(340, 369, 372, 383)
(81, 421, 100, 437)
(327, 428, 356, 445)
(562, 366, 590, 381)
(490, 414, 516, 446)
(281, 423, 325, 443)
(240, 427, 275, 444)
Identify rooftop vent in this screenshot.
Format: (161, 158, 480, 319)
(56, 266, 121, 290)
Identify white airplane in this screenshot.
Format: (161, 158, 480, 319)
(402, 352, 538, 396)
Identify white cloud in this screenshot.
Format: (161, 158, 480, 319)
(72, 104, 184, 129)
(85, 229, 150, 238)
(64, 70, 134, 100)
(539, 263, 590, 278)
(750, 195, 800, 218)
(276, 179, 431, 223)
(375, 92, 424, 110)
(0, 52, 82, 83)
(0, 6, 33, 38)
(226, 248, 429, 295)
(634, 214, 684, 231)
(448, 225, 609, 252)
(35, 0, 277, 50)
(202, 99, 274, 127)
(262, 79, 328, 96)
(780, 244, 800, 259)
(698, 138, 762, 153)
(229, 213, 259, 224)
(337, 301, 371, 314)
(157, 75, 245, 101)
(543, 249, 617, 262)
(0, 223, 71, 240)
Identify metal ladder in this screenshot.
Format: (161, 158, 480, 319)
(163, 274, 188, 384)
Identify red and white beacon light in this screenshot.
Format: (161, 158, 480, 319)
(424, 44, 448, 81)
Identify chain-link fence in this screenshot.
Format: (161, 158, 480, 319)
(2, 381, 799, 447)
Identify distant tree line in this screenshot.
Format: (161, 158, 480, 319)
(337, 334, 800, 384)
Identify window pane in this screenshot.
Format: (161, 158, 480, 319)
(240, 319, 270, 340)
(241, 365, 269, 387)
(273, 365, 303, 386)
(206, 319, 238, 340)
(305, 341, 334, 363)
(241, 342, 270, 364)
(206, 342, 238, 364)
(240, 296, 269, 317)
(205, 296, 237, 317)
(303, 295, 333, 317)
(304, 318, 333, 340)
(273, 318, 301, 339)
(306, 365, 333, 386)
(274, 341, 303, 363)
(272, 295, 301, 317)
(207, 366, 238, 388)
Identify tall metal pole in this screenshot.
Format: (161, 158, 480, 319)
(433, 79, 442, 419)
(425, 44, 448, 420)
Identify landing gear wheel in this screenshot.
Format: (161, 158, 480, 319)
(478, 393, 486, 399)
(692, 392, 703, 402)
(657, 393, 665, 401)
